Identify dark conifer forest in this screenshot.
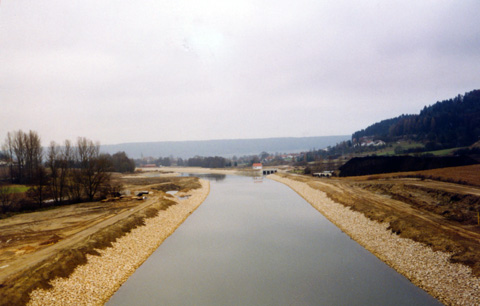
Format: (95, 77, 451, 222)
(352, 89, 480, 148)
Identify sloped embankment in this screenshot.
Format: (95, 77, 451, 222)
(359, 182, 480, 225)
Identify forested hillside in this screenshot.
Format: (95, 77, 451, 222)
(353, 90, 480, 148)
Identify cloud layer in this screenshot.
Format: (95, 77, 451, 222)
(1, 0, 479, 145)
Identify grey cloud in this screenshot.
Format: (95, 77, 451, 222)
(1, 1, 479, 145)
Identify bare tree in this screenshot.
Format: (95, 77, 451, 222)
(5, 130, 43, 184)
(12, 130, 27, 183)
(0, 185, 12, 213)
(27, 166, 49, 207)
(68, 169, 83, 203)
(100, 181, 124, 199)
(47, 141, 62, 204)
(76, 137, 111, 201)
(2, 132, 15, 183)
(25, 130, 42, 183)
(47, 140, 75, 204)
(110, 151, 135, 173)
(59, 140, 72, 202)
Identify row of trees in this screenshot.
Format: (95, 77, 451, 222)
(3, 130, 43, 185)
(153, 155, 266, 168)
(140, 151, 310, 169)
(1, 130, 135, 213)
(45, 137, 112, 204)
(186, 156, 228, 168)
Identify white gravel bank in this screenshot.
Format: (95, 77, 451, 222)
(270, 175, 480, 306)
(27, 179, 210, 306)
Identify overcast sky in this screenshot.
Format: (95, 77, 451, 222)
(1, 1, 479, 145)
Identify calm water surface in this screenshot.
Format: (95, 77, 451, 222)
(107, 175, 442, 306)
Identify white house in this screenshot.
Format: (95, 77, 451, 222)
(252, 163, 263, 170)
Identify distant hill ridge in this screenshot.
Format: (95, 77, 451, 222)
(352, 89, 480, 148)
(101, 135, 350, 159)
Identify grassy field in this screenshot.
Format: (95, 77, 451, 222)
(425, 147, 466, 156)
(358, 140, 468, 157)
(379, 141, 424, 155)
(3, 185, 29, 194)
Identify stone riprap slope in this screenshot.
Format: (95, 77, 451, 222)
(270, 175, 480, 306)
(27, 179, 210, 306)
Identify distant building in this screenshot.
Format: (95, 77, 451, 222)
(252, 163, 263, 170)
(357, 137, 386, 147)
(313, 171, 333, 177)
(143, 164, 157, 168)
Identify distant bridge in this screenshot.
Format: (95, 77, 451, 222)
(262, 169, 278, 175)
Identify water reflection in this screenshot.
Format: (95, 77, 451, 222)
(182, 173, 226, 182)
(253, 176, 263, 183)
(165, 190, 190, 200)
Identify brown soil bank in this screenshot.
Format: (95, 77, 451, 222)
(272, 172, 480, 305)
(0, 175, 205, 306)
(339, 155, 478, 177)
(360, 164, 480, 187)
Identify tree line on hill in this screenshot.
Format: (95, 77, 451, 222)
(0, 130, 135, 214)
(352, 89, 480, 149)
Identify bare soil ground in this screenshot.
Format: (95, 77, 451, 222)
(356, 164, 480, 187)
(279, 165, 480, 277)
(0, 173, 201, 306)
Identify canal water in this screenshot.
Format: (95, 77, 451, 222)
(107, 174, 442, 305)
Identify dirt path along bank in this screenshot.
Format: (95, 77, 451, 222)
(270, 174, 480, 306)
